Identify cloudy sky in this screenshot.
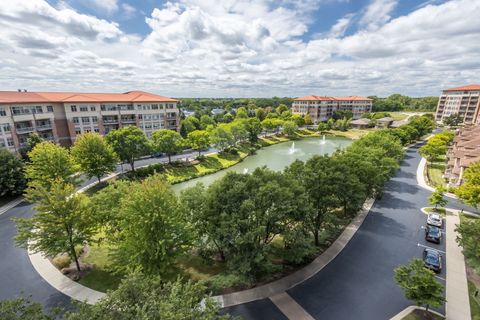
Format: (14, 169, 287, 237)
(0, 0, 478, 98)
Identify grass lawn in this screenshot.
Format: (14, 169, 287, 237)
(469, 281, 480, 320)
(390, 112, 409, 121)
(426, 158, 446, 188)
(259, 134, 290, 146)
(401, 309, 444, 320)
(424, 207, 447, 215)
(327, 128, 374, 140)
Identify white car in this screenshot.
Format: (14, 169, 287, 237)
(427, 213, 443, 228)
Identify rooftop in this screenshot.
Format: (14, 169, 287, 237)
(444, 84, 480, 92)
(294, 95, 372, 101)
(0, 90, 178, 104)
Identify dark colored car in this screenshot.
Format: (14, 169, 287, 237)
(425, 225, 442, 244)
(423, 248, 442, 273)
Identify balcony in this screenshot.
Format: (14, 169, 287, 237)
(36, 123, 52, 131)
(15, 126, 35, 134)
(103, 118, 119, 124)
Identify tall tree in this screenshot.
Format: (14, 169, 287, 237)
(187, 130, 210, 156)
(282, 120, 298, 137)
(455, 161, 480, 209)
(394, 259, 445, 314)
(210, 124, 234, 151)
(15, 180, 95, 272)
(0, 297, 53, 320)
(0, 149, 26, 197)
(110, 176, 190, 276)
(67, 271, 229, 320)
(26, 141, 76, 193)
(71, 132, 117, 182)
(199, 114, 216, 129)
(152, 129, 184, 163)
(19, 132, 43, 160)
(429, 186, 448, 209)
(105, 126, 149, 172)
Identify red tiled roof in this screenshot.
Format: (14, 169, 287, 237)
(294, 95, 372, 101)
(0, 90, 178, 104)
(444, 84, 480, 91)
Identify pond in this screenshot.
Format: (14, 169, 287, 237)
(172, 136, 352, 193)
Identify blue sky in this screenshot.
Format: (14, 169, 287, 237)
(0, 0, 478, 97)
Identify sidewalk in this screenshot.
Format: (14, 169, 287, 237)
(416, 157, 457, 199)
(445, 209, 471, 320)
(0, 197, 24, 216)
(213, 198, 375, 307)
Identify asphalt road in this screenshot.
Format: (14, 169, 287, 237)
(0, 142, 475, 318)
(223, 143, 475, 319)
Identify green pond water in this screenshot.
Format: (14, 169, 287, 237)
(172, 136, 352, 193)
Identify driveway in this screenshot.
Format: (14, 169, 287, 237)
(224, 143, 471, 319)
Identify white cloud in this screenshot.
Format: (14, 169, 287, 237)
(121, 3, 136, 18)
(0, 0, 479, 98)
(83, 0, 119, 14)
(359, 0, 398, 31)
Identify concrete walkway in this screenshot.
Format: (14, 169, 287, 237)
(445, 209, 471, 320)
(0, 197, 24, 216)
(416, 157, 457, 199)
(213, 198, 375, 307)
(269, 292, 314, 320)
(389, 306, 445, 320)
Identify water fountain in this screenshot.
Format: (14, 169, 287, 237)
(320, 134, 326, 145)
(288, 142, 296, 154)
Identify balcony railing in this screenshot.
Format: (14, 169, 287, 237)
(36, 124, 52, 130)
(103, 119, 119, 124)
(121, 118, 136, 123)
(15, 126, 35, 133)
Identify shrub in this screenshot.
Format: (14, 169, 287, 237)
(196, 155, 206, 161)
(52, 255, 71, 269)
(224, 147, 239, 155)
(127, 163, 165, 179)
(205, 273, 251, 293)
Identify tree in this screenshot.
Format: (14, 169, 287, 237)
(110, 176, 190, 276)
(304, 114, 313, 125)
(276, 104, 288, 115)
(105, 126, 149, 172)
(15, 180, 95, 272)
(456, 217, 480, 262)
(152, 129, 184, 163)
(332, 110, 353, 120)
(199, 114, 215, 129)
(394, 259, 445, 314)
(235, 107, 248, 119)
(71, 132, 117, 182)
(187, 130, 210, 156)
(245, 117, 262, 143)
(67, 271, 228, 320)
(256, 107, 266, 121)
(429, 186, 448, 209)
(0, 149, 26, 197)
(19, 133, 43, 160)
(26, 141, 76, 192)
(455, 161, 480, 209)
(443, 113, 462, 127)
(210, 124, 234, 150)
(291, 114, 305, 126)
(282, 120, 298, 137)
(0, 297, 53, 320)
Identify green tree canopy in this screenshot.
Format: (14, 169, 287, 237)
(105, 126, 149, 172)
(394, 259, 445, 313)
(15, 180, 95, 271)
(152, 129, 184, 163)
(0, 149, 26, 197)
(429, 186, 448, 209)
(455, 161, 480, 209)
(199, 114, 216, 129)
(210, 124, 234, 151)
(188, 130, 210, 156)
(282, 120, 298, 137)
(71, 132, 117, 182)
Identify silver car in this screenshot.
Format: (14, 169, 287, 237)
(427, 213, 443, 228)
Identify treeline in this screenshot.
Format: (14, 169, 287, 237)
(179, 97, 293, 113)
(369, 94, 438, 112)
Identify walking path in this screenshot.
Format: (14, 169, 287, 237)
(445, 209, 471, 320)
(269, 292, 314, 320)
(213, 198, 375, 307)
(416, 156, 457, 198)
(0, 197, 24, 216)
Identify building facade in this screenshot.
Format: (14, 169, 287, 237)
(435, 84, 480, 125)
(0, 90, 179, 152)
(292, 96, 372, 123)
(444, 126, 480, 186)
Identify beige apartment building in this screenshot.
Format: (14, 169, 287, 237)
(0, 90, 179, 152)
(292, 96, 372, 123)
(435, 84, 480, 124)
(445, 126, 480, 186)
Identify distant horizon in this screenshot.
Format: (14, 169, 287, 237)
(0, 0, 478, 97)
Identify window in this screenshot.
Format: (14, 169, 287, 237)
(47, 106, 53, 112)
(92, 116, 98, 123)
(2, 124, 10, 132)
(94, 127, 99, 133)
(73, 117, 79, 124)
(90, 106, 96, 112)
(0, 107, 5, 116)
(101, 105, 106, 111)
(71, 105, 77, 112)
(7, 138, 14, 146)
(82, 117, 90, 124)
(0, 140, 4, 148)
(34, 106, 43, 114)
(75, 129, 82, 135)
(80, 106, 88, 112)
(152, 104, 159, 110)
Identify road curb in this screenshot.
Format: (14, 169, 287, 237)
(389, 306, 445, 320)
(0, 197, 24, 216)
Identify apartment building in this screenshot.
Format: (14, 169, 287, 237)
(435, 84, 480, 125)
(0, 90, 179, 152)
(445, 126, 480, 186)
(292, 96, 372, 123)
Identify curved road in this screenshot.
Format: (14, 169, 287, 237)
(0, 143, 475, 318)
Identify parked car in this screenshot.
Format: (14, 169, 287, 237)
(425, 225, 442, 244)
(427, 213, 443, 228)
(423, 248, 442, 273)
